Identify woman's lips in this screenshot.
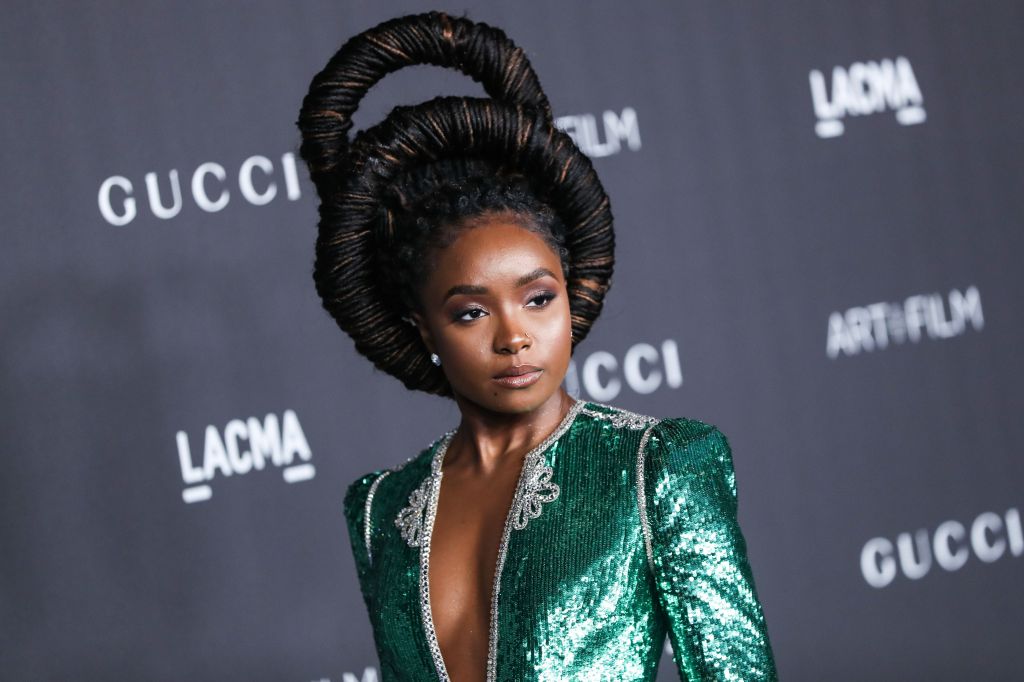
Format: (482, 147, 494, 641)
(492, 369, 543, 388)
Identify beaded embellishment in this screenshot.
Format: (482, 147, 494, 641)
(395, 475, 433, 548)
(635, 421, 661, 575)
(510, 450, 560, 530)
(390, 432, 455, 550)
(582, 402, 658, 430)
(363, 470, 392, 563)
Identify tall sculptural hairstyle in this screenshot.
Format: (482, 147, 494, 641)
(296, 11, 615, 396)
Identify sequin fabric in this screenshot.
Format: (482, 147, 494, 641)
(342, 400, 778, 681)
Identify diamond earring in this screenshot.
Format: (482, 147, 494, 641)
(430, 353, 441, 366)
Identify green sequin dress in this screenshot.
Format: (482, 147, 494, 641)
(343, 399, 778, 681)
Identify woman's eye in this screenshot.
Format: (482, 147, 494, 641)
(527, 293, 556, 307)
(457, 308, 487, 322)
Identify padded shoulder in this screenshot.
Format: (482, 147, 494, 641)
(341, 429, 454, 570)
(643, 417, 737, 503)
(343, 469, 385, 523)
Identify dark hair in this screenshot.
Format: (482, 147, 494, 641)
(297, 12, 614, 396)
(378, 156, 570, 316)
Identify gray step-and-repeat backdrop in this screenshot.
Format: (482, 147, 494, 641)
(3, 2, 1021, 680)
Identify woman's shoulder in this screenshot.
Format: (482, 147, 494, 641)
(577, 399, 724, 440)
(577, 400, 732, 478)
(612, 408, 736, 505)
(576, 400, 660, 431)
(341, 429, 451, 514)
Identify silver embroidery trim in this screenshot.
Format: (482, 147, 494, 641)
(419, 431, 456, 682)
(395, 474, 433, 548)
(363, 470, 392, 565)
(636, 420, 661, 576)
(407, 400, 584, 682)
(582, 402, 658, 430)
(394, 431, 456, 549)
(510, 451, 560, 531)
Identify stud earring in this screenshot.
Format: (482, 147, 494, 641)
(430, 353, 441, 366)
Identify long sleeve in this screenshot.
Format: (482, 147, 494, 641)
(640, 418, 778, 681)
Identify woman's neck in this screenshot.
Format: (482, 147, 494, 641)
(446, 388, 576, 474)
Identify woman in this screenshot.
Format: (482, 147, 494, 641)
(297, 12, 778, 682)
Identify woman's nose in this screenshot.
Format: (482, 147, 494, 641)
(494, 316, 531, 355)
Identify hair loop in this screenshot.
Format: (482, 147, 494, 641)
(297, 15, 614, 396)
(297, 11, 552, 200)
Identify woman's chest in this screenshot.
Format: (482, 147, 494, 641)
(426, 462, 523, 678)
(366, 446, 663, 680)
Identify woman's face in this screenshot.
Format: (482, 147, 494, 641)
(411, 214, 572, 415)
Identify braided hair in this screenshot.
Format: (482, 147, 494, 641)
(296, 12, 614, 396)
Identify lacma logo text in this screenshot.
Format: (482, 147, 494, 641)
(176, 409, 314, 503)
(809, 56, 925, 138)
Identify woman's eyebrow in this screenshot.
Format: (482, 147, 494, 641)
(514, 267, 557, 288)
(441, 267, 557, 302)
(442, 283, 488, 301)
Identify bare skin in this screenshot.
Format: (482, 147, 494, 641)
(409, 212, 575, 682)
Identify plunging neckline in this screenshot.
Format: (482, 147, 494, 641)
(417, 398, 585, 682)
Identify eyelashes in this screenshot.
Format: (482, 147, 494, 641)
(526, 292, 556, 307)
(456, 307, 487, 322)
(453, 291, 557, 322)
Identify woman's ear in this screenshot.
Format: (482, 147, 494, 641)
(409, 311, 435, 355)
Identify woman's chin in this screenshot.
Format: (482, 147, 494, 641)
(457, 380, 564, 415)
